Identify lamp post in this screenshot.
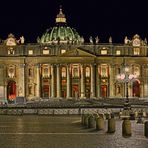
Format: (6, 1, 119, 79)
(117, 66, 137, 110)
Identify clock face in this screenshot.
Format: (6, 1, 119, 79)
(133, 38, 140, 46)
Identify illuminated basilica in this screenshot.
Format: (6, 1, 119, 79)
(0, 8, 148, 103)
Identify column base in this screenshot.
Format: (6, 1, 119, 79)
(90, 96, 96, 99)
(80, 97, 86, 99)
(66, 97, 73, 100)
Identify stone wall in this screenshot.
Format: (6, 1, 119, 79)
(0, 108, 147, 116)
(0, 108, 122, 115)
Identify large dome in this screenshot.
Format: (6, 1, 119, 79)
(37, 7, 83, 44)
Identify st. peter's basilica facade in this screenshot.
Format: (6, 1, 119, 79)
(0, 8, 148, 103)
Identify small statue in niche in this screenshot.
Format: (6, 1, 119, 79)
(8, 67, 15, 78)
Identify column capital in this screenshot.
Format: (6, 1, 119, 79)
(0, 64, 4, 69)
(56, 64, 61, 67)
(51, 63, 56, 67)
(80, 64, 85, 69)
(90, 63, 97, 66)
(110, 64, 115, 68)
(35, 63, 41, 68)
(19, 63, 26, 68)
(66, 63, 71, 67)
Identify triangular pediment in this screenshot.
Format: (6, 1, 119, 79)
(60, 48, 96, 57)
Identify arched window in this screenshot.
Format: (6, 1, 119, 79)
(73, 67, 79, 77)
(134, 66, 140, 76)
(62, 67, 66, 78)
(86, 67, 90, 77)
(8, 65, 15, 78)
(44, 68, 48, 76)
(42, 65, 50, 77)
(101, 65, 108, 77)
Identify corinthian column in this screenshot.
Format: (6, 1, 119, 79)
(36, 64, 40, 98)
(80, 64, 85, 98)
(56, 64, 61, 98)
(109, 65, 114, 97)
(66, 64, 71, 98)
(18, 64, 25, 97)
(90, 64, 96, 98)
(51, 64, 55, 98)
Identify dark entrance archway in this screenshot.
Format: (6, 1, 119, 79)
(132, 80, 140, 97)
(7, 81, 16, 102)
(72, 85, 79, 98)
(101, 85, 107, 98)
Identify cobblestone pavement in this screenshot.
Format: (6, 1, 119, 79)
(0, 115, 148, 148)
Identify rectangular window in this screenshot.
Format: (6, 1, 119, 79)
(43, 50, 49, 55)
(61, 49, 66, 54)
(101, 50, 107, 55)
(28, 50, 33, 55)
(134, 48, 140, 55)
(116, 50, 121, 55)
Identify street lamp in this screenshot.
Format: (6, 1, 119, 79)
(117, 65, 137, 110)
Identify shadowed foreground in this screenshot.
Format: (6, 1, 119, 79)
(0, 115, 148, 148)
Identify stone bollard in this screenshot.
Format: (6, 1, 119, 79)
(99, 114, 105, 119)
(107, 118, 116, 133)
(81, 114, 84, 125)
(145, 121, 148, 138)
(105, 113, 111, 120)
(122, 118, 132, 137)
(88, 115, 96, 128)
(143, 112, 146, 118)
(137, 116, 143, 124)
(130, 113, 135, 120)
(135, 111, 138, 118)
(52, 109, 55, 116)
(119, 111, 122, 119)
(96, 116, 104, 130)
(84, 114, 89, 127)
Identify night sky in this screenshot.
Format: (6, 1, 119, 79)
(0, 0, 148, 43)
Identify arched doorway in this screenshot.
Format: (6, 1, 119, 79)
(101, 85, 107, 98)
(7, 81, 16, 102)
(132, 80, 140, 97)
(72, 85, 79, 98)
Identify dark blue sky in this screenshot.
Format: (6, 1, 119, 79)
(0, 0, 147, 43)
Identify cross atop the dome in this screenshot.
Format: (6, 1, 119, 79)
(55, 6, 67, 24)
